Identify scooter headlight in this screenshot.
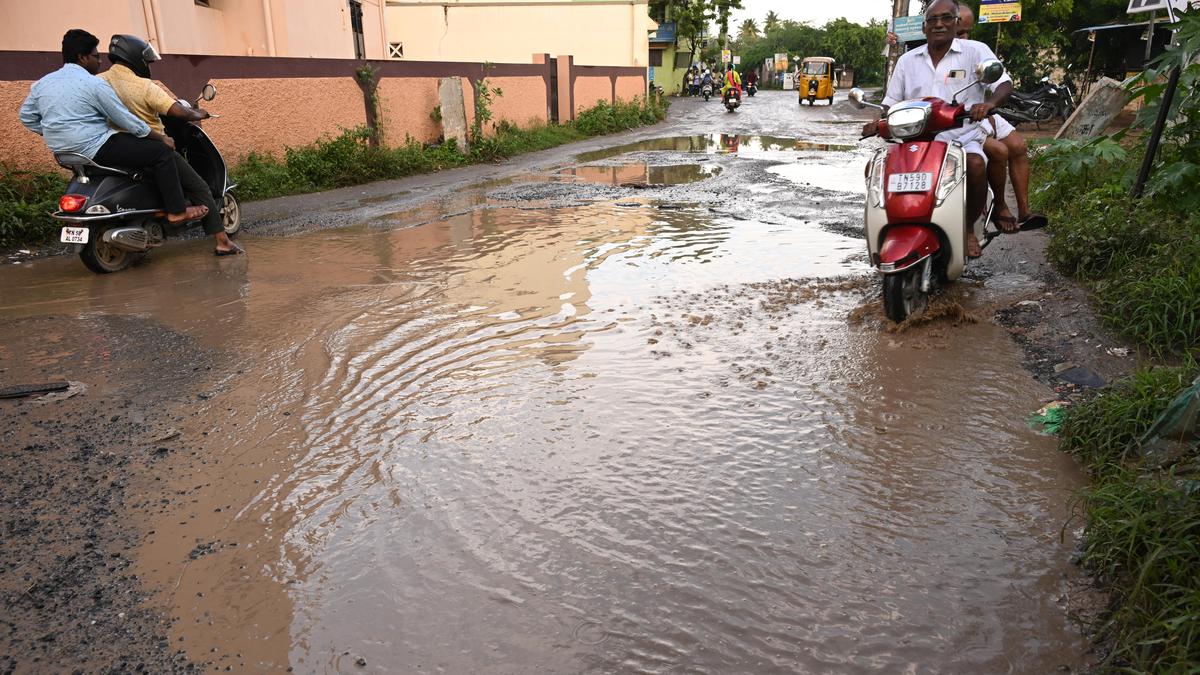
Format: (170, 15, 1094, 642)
(935, 147, 964, 206)
(886, 103, 931, 140)
(867, 149, 886, 208)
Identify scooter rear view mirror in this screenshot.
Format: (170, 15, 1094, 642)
(976, 59, 1005, 85)
(201, 83, 217, 102)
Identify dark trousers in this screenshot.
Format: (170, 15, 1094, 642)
(175, 153, 222, 235)
(94, 132, 186, 214)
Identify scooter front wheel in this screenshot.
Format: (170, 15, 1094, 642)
(79, 230, 136, 274)
(882, 267, 928, 323)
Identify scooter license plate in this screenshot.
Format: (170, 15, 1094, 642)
(60, 226, 89, 244)
(888, 172, 933, 193)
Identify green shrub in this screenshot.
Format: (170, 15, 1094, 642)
(1043, 185, 1164, 280)
(1060, 366, 1197, 470)
(1094, 241, 1200, 355)
(1080, 471, 1200, 671)
(0, 168, 66, 250)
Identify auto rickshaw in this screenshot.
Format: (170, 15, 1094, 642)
(799, 57, 835, 106)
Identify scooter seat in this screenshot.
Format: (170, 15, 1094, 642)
(54, 152, 136, 178)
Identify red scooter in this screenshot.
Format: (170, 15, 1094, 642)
(850, 60, 1040, 322)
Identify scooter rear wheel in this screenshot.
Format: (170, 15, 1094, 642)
(882, 267, 928, 323)
(222, 192, 241, 238)
(79, 229, 136, 274)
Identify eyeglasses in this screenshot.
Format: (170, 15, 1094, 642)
(925, 13, 959, 25)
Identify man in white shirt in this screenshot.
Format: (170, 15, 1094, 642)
(864, 0, 1013, 258)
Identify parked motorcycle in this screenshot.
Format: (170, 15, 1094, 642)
(849, 61, 1045, 322)
(996, 75, 1076, 126)
(723, 87, 742, 112)
(52, 84, 239, 274)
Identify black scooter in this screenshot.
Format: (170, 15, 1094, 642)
(996, 75, 1077, 127)
(746, 80, 757, 97)
(52, 84, 240, 274)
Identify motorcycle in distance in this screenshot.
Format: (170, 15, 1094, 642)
(701, 80, 714, 102)
(996, 74, 1076, 127)
(849, 60, 1045, 322)
(52, 83, 240, 274)
(723, 86, 742, 112)
(806, 77, 820, 105)
(746, 80, 757, 97)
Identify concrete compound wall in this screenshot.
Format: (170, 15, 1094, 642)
(1, 51, 646, 173)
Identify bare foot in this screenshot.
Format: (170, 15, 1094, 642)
(966, 233, 983, 259)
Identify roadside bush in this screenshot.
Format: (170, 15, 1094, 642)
(1080, 469, 1200, 671)
(0, 168, 66, 250)
(1059, 365, 1197, 470)
(1062, 363, 1200, 670)
(1042, 184, 1163, 280)
(1094, 241, 1200, 355)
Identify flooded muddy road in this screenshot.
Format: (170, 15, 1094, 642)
(1, 91, 1091, 672)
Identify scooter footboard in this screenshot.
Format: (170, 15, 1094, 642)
(877, 224, 940, 272)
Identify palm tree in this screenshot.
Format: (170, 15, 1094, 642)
(763, 10, 780, 34)
(739, 18, 759, 41)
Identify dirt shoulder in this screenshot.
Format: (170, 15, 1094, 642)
(0, 315, 218, 673)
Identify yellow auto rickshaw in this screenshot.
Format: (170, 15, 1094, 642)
(799, 57, 835, 106)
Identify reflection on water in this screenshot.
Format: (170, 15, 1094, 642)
(0, 198, 1087, 672)
(577, 135, 856, 162)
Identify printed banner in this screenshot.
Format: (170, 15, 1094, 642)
(774, 53, 788, 71)
(979, 1, 1022, 22)
(721, 49, 732, 63)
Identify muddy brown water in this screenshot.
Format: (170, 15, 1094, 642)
(1, 139, 1088, 671)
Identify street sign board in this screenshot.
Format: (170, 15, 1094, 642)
(1127, 0, 1193, 20)
(892, 15, 926, 43)
(979, 0, 1022, 23)
(732, 55, 741, 65)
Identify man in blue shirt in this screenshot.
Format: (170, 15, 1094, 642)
(19, 29, 206, 225)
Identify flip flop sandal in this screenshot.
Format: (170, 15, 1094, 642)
(214, 245, 245, 257)
(995, 214, 1020, 234)
(167, 205, 209, 225)
(1018, 213, 1049, 231)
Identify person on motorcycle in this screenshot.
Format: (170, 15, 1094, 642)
(701, 69, 714, 88)
(863, 0, 1012, 258)
(956, 5, 1047, 233)
(19, 29, 207, 229)
(98, 34, 242, 256)
(745, 69, 758, 89)
(721, 64, 742, 99)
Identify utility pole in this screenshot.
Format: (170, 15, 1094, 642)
(886, 0, 911, 88)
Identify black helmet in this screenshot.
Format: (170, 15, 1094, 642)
(108, 34, 160, 79)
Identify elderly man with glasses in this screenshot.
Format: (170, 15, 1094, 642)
(865, 0, 1013, 258)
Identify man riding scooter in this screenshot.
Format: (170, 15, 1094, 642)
(100, 34, 243, 256)
(863, 0, 1012, 258)
(19, 29, 206, 229)
(955, 4, 1048, 232)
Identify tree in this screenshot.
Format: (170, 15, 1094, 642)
(763, 10, 781, 35)
(739, 18, 759, 42)
(714, 0, 744, 47)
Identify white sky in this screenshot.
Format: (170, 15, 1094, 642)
(727, 0, 915, 29)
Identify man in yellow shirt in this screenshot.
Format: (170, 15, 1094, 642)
(99, 34, 242, 255)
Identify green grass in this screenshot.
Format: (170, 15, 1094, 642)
(0, 168, 67, 251)
(1058, 364, 1200, 671)
(1033, 143, 1200, 356)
